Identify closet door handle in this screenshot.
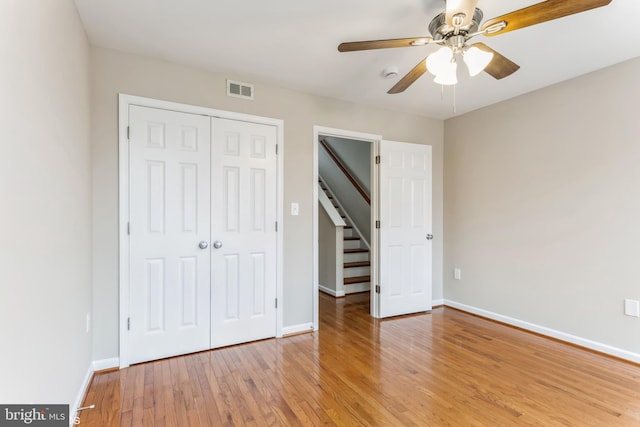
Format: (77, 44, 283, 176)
(213, 240, 223, 249)
(198, 241, 209, 249)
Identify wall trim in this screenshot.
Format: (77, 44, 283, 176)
(92, 357, 120, 372)
(431, 298, 444, 307)
(281, 322, 315, 337)
(444, 299, 640, 364)
(71, 363, 93, 426)
(319, 285, 345, 298)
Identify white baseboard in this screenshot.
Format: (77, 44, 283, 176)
(92, 357, 120, 372)
(281, 322, 314, 337)
(70, 363, 93, 426)
(444, 299, 640, 364)
(431, 298, 444, 307)
(319, 284, 345, 298)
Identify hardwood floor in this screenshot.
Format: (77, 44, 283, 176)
(79, 293, 640, 426)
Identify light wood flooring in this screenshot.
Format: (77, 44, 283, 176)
(79, 292, 640, 426)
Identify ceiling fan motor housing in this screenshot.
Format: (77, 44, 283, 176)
(428, 8, 483, 41)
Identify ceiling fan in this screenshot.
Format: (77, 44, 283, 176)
(338, 0, 613, 94)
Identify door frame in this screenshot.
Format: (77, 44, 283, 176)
(312, 126, 382, 326)
(119, 94, 284, 368)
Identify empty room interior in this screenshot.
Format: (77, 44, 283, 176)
(2, 0, 639, 425)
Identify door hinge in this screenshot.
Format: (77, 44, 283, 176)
(127, 126, 130, 140)
(375, 155, 380, 164)
(127, 317, 130, 330)
(127, 222, 130, 235)
(275, 298, 278, 309)
(275, 144, 278, 155)
(375, 220, 380, 229)
(275, 221, 278, 232)
(375, 285, 380, 294)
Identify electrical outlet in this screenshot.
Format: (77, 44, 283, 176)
(624, 299, 640, 317)
(291, 202, 299, 216)
(454, 268, 461, 280)
(86, 312, 91, 333)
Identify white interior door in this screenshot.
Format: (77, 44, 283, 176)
(129, 106, 211, 364)
(210, 118, 278, 348)
(378, 140, 432, 318)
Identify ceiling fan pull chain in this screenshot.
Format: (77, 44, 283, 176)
(453, 84, 457, 113)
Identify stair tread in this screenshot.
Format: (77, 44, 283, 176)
(344, 261, 370, 268)
(344, 248, 368, 254)
(344, 275, 371, 285)
(344, 236, 360, 241)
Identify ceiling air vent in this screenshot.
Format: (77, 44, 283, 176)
(226, 79, 254, 100)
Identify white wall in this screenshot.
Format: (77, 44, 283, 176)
(444, 58, 640, 357)
(324, 136, 372, 193)
(0, 0, 92, 405)
(318, 207, 342, 295)
(90, 47, 444, 360)
(320, 136, 372, 243)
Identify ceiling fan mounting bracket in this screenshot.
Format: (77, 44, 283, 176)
(428, 8, 483, 43)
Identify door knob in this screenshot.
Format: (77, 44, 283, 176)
(198, 241, 209, 249)
(213, 240, 223, 249)
(426, 234, 433, 240)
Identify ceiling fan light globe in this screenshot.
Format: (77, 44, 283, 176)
(426, 47, 453, 77)
(433, 61, 458, 85)
(463, 46, 493, 76)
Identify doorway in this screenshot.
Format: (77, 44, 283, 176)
(317, 134, 374, 315)
(313, 126, 434, 327)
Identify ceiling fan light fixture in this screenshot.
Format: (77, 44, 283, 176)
(463, 46, 493, 76)
(426, 47, 453, 77)
(433, 61, 458, 86)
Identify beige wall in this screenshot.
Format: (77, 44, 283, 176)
(0, 0, 92, 404)
(91, 47, 444, 360)
(444, 58, 640, 355)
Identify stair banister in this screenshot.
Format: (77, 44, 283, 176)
(319, 139, 370, 206)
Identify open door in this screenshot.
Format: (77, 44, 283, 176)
(378, 140, 432, 318)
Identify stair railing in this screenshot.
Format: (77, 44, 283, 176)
(319, 139, 370, 205)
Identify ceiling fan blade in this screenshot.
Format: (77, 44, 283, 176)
(481, 0, 612, 37)
(387, 57, 428, 94)
(446, 0, 479, 27)
(472, 43, 520, 79)
(338, 37, 432, 52)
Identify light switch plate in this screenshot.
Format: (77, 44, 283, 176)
(291, 202, 299, 216)
(624, 299, 640, 317)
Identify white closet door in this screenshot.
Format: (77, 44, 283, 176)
(379, 140, 432, 318)
(129, 105, 211, 364)
(210, 117, 278, 348)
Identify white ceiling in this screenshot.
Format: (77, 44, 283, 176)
(74, 0, 640, 120)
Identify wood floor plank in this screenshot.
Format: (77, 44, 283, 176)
(79, 292, 640, 426)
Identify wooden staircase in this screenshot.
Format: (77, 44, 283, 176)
(320, 180, 371, 294)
